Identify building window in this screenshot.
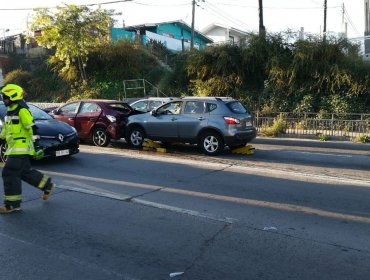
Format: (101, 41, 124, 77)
(162, 32, 175, 38)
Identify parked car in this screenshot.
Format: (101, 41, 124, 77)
(0, 102, 79, 162)
(126, 97, 257, 155)
(129, 97, 179, 112)
(42, 106, 59, 114)
(49, 100, 142, 147)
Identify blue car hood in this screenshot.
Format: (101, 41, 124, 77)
(35, 119, 75, 135)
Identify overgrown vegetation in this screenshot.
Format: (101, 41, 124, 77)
(260, 114, 287, 137)
(28, 4, 115, 83)
(2, 7, 370, 113)
(353, 135, 370, 143)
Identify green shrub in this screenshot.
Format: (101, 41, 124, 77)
(319, 134, 330, 141)
(353, 135, 370, 143)
(67, 82, 101, 101)
(261, 114, 287, 137)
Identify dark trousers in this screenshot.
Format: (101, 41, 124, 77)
(2, 155, 50, 207)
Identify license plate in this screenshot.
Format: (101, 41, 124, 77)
(245, 121, 252, 127)
(56, 149, 69, 157)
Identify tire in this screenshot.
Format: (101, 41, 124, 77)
(127, 126, 145, 148)
(92, 128, 110, 147)
(0, 142, 7, 162)
(199, 131, 224, 156)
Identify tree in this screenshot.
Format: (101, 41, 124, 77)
(28, 4, 115, 82)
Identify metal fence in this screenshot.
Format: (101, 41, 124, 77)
(255, 112, 370, 139)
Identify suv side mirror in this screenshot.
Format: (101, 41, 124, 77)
(49, 109, 58, 115)
(150, 109, 157, 117)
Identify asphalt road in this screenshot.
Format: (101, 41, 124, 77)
(0, 138, 369, 280)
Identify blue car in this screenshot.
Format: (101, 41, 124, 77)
(0, 102, 79, 162)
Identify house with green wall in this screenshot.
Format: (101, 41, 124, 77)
(111, 20, 213, 52)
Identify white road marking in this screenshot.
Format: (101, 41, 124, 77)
(284, 151, 353, 158)
(57, 184, 237, 224)
(56, 183, 370, 225)
(228, 165, 370, 187)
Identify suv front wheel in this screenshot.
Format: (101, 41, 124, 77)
(127, 126, 145, 148)
(199, 131, 224, 156)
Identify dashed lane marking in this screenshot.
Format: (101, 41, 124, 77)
(57, 184, 237, 224)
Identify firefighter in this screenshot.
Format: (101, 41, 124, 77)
(0, 84, 55, 214)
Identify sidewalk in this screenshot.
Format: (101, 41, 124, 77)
(253, 136, 370, 152)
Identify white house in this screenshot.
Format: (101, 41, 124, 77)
(201, 23, 249, 45)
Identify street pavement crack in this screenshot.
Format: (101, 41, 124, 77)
(125, 187, 164, 201)
(183, 223, 232, 274)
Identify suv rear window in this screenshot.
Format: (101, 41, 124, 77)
(226, 101, 248, 114)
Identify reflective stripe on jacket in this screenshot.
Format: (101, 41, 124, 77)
(1, 104, 35, 156)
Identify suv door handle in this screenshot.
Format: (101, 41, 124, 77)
(198, 117, 205, 121)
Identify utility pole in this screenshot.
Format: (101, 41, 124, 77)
(323, 0, 327, 41)
(191, 0, 196, 50)
(341, 3, 347, 38)
(258, 0, 266, 35)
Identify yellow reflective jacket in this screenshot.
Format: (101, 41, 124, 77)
(0, 104, 36, 156)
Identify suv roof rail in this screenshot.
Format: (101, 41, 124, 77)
(182, 96, 233, 101)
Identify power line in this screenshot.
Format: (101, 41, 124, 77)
(209, 2, 341, 10)
(133, 1, 190, 7)
(343, 6, 360, 37)
(0, 0, 134, 11)
(199, 1, 249, 31)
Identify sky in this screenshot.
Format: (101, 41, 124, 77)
(0, 0, 365, 41)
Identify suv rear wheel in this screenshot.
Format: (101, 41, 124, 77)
(127, 126, 145, 148)
(92, 128, 110, 147)
(199, 131, 224, 156)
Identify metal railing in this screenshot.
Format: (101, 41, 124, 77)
(255, 112, 370, 138)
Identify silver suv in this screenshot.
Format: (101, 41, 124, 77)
(126, 97, 256, 155)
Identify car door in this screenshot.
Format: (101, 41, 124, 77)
(74, 102, 102, 139)
(178, 101, 208, 140)
(53, 102, 80, 129)
(145, 101, 182, 140)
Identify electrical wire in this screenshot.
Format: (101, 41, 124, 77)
(0, 0, 134, 11)
(199, 1, 250, 31)
(207, 2, 340, 10)
(133, 1, 190, 7)
(343, 6, 361, 37)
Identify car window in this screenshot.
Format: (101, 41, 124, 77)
(0, 104, 7, 119)
(184, 101, 205, 114)
(149, 101, 164, 111)
(79, 102, 101, 114)
(207, 103, 217, 112)
(109, 103, 131, 113)
(131, 100, 147, 111)
(157, 101, 182, 115)
(59, 103, 79, 115)
(28, 104, 53, 120)
(0, 103, 53, 121)
(226, 101, 248, 114)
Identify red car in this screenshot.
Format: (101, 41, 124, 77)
(50, 100, 141, 146)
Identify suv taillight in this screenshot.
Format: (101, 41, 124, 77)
(223, 116, 240, 125)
